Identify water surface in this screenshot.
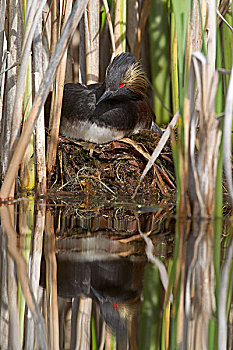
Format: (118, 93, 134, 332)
(0, 195, 232, 349)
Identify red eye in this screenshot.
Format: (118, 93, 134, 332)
(119, 83, 125, 88)
(112, 302, 118, 308)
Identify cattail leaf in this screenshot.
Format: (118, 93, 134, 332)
(149, 0, 171, 124)
(172, 0, 192, 109)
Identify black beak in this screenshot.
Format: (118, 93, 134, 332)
(96, 89, 113, 105)
(91, 286, 106, 303)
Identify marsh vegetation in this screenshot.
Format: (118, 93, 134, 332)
(0, 0, 232, 349)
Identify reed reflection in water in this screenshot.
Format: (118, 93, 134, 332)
(0, 199, 232, 349)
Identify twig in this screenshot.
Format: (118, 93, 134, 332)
(217, 68, 231, 75)
(0, 59, 19, 75)
(217, 9, 233, 33)
(136, 216, 171, 297)
(149, 81, 173, 117)
(132, 111, 179, 198)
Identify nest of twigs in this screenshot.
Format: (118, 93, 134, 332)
(49, 130, 176, 198)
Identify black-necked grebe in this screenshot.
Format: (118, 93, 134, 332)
(45, 52, 161, 144)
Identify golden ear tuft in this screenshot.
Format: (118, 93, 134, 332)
(123, 62, 149, 96)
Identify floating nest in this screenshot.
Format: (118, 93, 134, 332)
(48, 129, 176, 199)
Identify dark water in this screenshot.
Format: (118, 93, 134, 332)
(0, 196, 232, 349)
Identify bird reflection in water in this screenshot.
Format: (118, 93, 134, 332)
(40, 203, 174, 348)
